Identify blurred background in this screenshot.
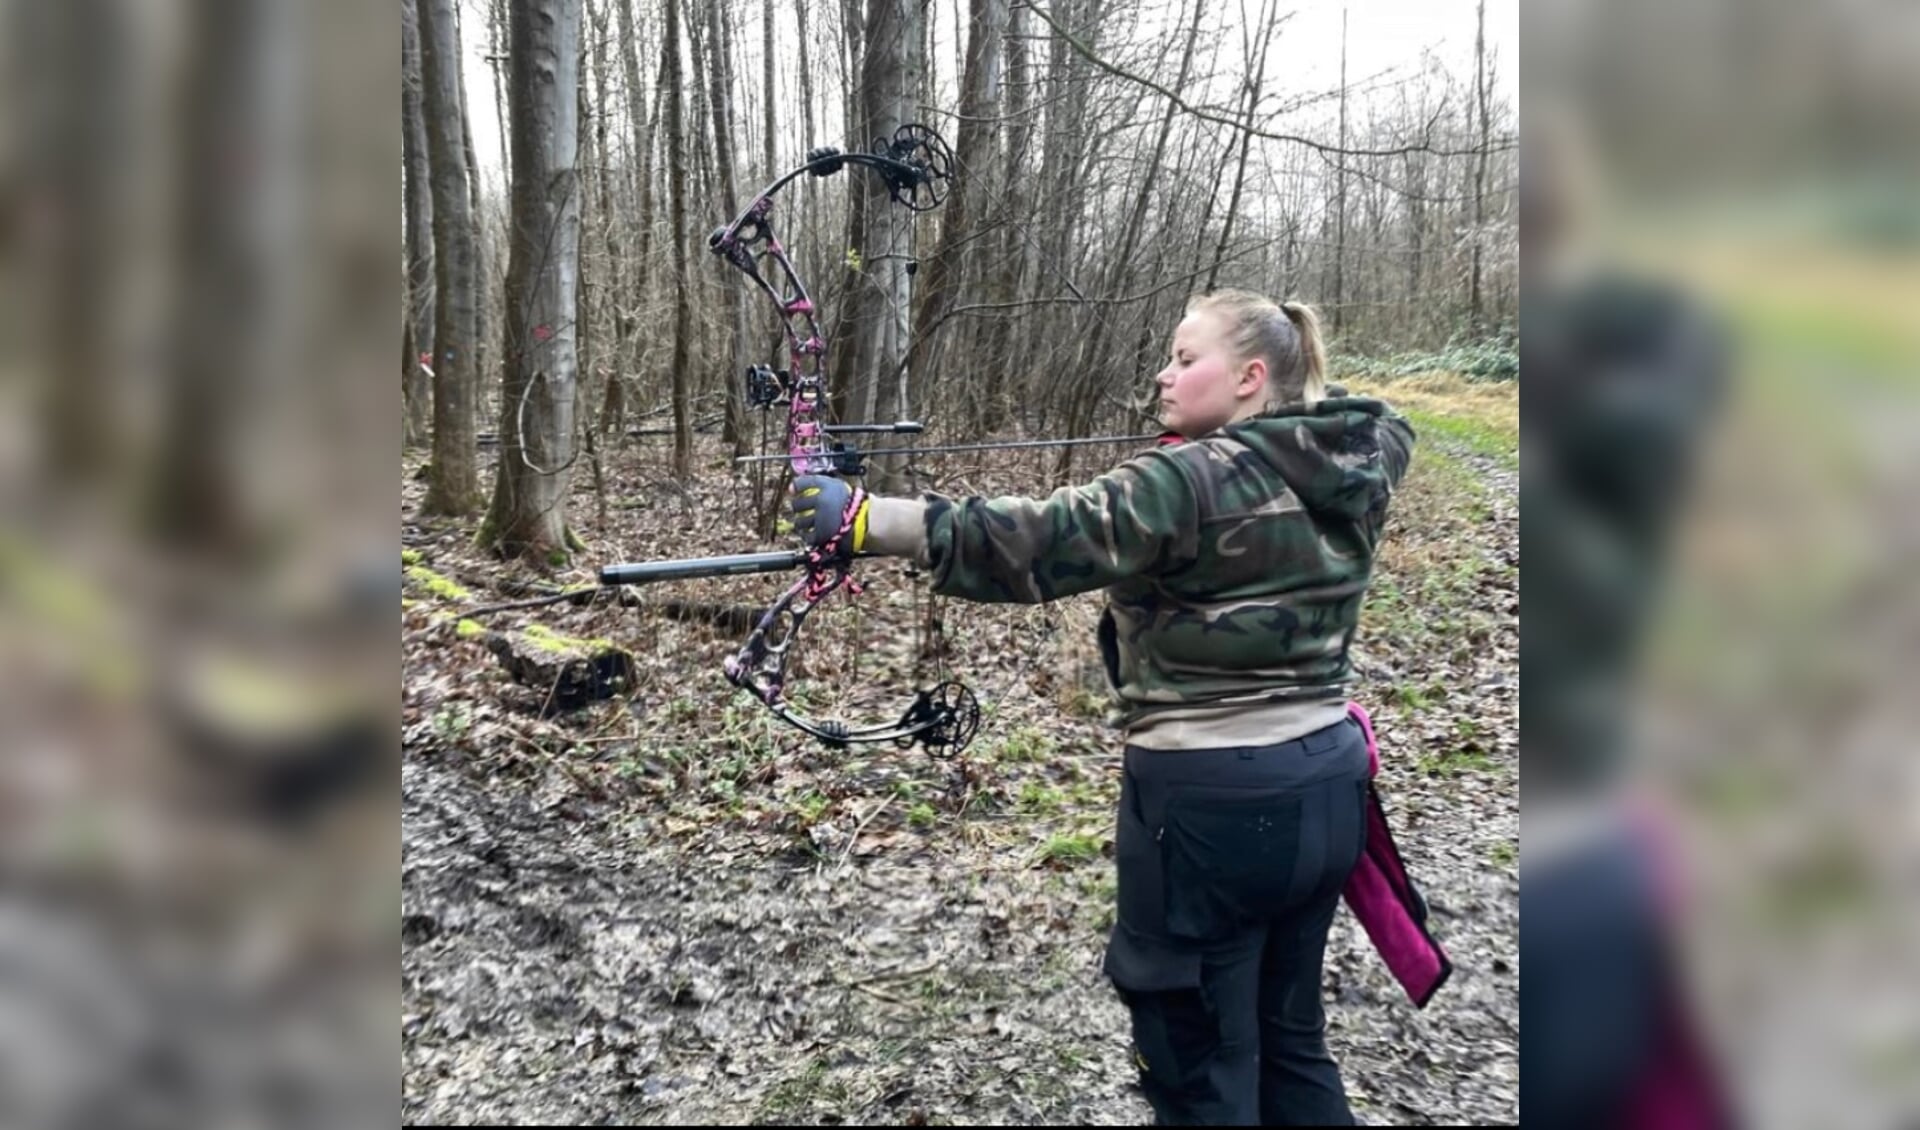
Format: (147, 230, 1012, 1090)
(0, 0, 394, 1127)
(1525, 0, 1919, 1126)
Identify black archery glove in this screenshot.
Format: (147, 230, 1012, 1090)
(789, 475, 868, 552)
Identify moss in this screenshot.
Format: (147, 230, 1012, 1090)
(546, 547, 570, 568)
(404, 565, 471, 602)
(401, 549, 423, 567)
(521, 622, 618, 654)
(455, 618, 488, 639)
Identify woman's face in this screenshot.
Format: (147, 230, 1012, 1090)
(1153, 311, 1264, 438)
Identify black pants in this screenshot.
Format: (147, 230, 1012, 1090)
(1103, 716, 1371, 1126)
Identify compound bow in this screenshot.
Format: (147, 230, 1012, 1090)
(630, 123, 979, 753)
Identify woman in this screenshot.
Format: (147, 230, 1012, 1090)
(793, 290, 1415, 1125)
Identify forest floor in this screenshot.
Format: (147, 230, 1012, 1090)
(400, 374, 1520, 1126)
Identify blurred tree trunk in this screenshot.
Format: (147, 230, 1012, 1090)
(479, 0, 583, 561)
(418, 0, 482, 515)
(153, 0, 296, 550)
(37, 0, 135, 488)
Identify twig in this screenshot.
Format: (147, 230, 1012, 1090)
(463, 587, 608, 617)
(836, 796, 894, 874)
(837, 960, 941, 988)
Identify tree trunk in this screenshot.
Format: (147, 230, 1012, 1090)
(1470, 0, 1490, 334)
(850, 0, 914, 494)
(907, 0, 1003, 395)
(588, 0, 628, 440)
(403, 0, 437, 370)
(703, 0, 751, 458)
(1330, 4, 1348, 338)
(974, 0, 1029, 432)
(402, 0, 437, 448)
(480, 0, 583, 561)
(763, 0, 777, 180)
(456, 0, 495, 419)
(612, 0, 655, 439)
(404, 313, 425, 449)
(793, 0, 818, 277)
(1205, 0, 1276, 292)
(665, 0, 694, 477)
(418, 0, 483, 516)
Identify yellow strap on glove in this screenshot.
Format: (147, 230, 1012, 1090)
(850, 498, 870, 553)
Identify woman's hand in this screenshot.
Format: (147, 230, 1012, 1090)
(788, 474, 868, 552)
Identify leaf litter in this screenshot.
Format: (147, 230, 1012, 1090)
(402, 429, 1518, 1124)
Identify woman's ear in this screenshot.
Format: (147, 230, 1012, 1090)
(1237, 356, 1268, 399)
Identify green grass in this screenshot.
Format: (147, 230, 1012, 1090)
(1016, 781, 1066, 815)
(1037, 832, 1101, 866)
(758, 1057, 852, 1118)
(990, 726, 1057, 765)
(793, 790, 831, 825)
(1403, 408, 1519, 468)
(1416, 747, 1497, 777)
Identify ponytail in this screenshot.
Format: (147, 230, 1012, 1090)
(1279, 300, 1327, 408)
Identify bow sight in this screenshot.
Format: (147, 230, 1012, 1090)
(742, 364, 924, 476)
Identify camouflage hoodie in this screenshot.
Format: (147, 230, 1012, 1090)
(864, 396, 1415, 741)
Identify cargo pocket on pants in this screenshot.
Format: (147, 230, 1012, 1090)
(1160, 787, 1307, 941)
(1103, 926, 1217, 1113)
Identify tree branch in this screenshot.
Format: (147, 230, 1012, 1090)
(1016, 1, 1516, 159)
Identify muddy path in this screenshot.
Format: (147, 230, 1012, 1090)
(402, 424, 1519, 1125)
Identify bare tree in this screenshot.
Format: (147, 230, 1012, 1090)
(703, 0, 752, 457)
(664, 0, 694, 477)
(479, 0, 583, 562)
(418, 0, 483, 516)
(402, 0, 436, 448)
(1469, 0, 1491, 333)
(907, 0, 1006, 393)
(605, 0, 657, 438)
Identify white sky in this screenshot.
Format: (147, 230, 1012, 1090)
(459, 0, 1517, 193)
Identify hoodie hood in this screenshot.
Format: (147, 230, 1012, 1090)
(1220, 396, 1417, 521)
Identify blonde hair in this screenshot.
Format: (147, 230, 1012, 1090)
(1185, 290, 1328, 411)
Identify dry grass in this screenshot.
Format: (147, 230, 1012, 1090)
(1346, 373, 1519, 444)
